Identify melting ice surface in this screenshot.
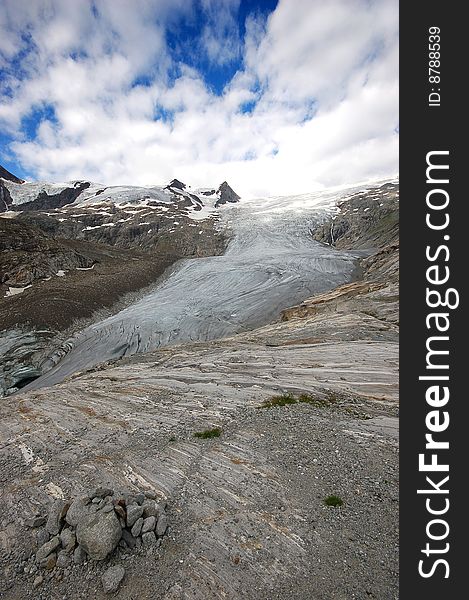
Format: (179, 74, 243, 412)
(26, 185, 374, 391)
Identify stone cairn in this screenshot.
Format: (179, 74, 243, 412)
(24, 487, 169, 594)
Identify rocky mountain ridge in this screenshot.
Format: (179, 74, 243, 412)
(0, 170, 240, 214)
(0, 168, 238, 317)
(0, 165, 24, 184)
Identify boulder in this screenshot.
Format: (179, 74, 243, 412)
(131, 517, 143, 537)
(36, 529, 50, 548)
(142, 532, 156, 546)
(25, 515, 46, 528)
(60, 528, 76, 553)
(65, 496, 91, 527)
(76, 510, 122, 560)
(126, 504, 143, 527)
(92, 487, 113, 499)
(135, 492, 145, 505)
(36, 536, 60, 562)
(142, 500, 158, 518)
(121, 530, 137, 549)
(141, 516, 156, 533)
(56, 550, 71, 569)
(102, 564, 125, 594)
(73, 545, 87, 565)
(46, 499, 70, 535)
(114, 505, 126, 520)
(39, 552, 57, 570)
(156, 513, 168, 537)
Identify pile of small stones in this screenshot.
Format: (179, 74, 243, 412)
(24, 487, 169, 594)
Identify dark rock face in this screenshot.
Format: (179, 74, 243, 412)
(215, 181, 240, 207)
(313, 182, 399, 249)
(283, 182, 400, 328)
(188, 192, 203, 208)
(166, 178, 186, 191)
(0, 218, 93, 288)
(0, 181, 13, 212)
(16, 181, 91, 211)
(0, 164, 24, 184)
(163, 179, 204, 210)
(14, 196, 226, 254)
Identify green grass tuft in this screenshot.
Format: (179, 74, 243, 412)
(324, 495, 344, 507)
(194, 427, 222, 439)
(259, 393, 298, 408)
(259, 391, 341, 409)
(297, 393, 337, 407)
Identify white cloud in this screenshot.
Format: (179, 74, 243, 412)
(0, 0, 398, 198)
(199, 0, 241, 65)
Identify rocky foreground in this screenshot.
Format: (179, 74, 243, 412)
(0, 182, 399, 599)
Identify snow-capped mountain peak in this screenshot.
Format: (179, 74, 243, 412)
(0, 165, 241, 219)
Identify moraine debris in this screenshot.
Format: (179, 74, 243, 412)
(24, 487, 169, 592)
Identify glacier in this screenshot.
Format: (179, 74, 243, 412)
(23, 184, 374, 392)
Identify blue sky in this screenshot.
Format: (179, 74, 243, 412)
(0, 0, 398, 197)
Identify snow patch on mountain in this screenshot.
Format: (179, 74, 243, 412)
(1, 174, 243, 221)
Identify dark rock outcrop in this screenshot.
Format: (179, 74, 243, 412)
(166, 178, 186, 191)
(0, 164, 25, 184)
(313, 182, 399, 249)
(215, 181, 240, 207)
(163, 179, 204, 210)
(0, 181, 13, 212)
(0, 218, 93, 288)
(14, 196, 226, 254)
(16, 181, 91, 211)
(284, 182, 399, 327)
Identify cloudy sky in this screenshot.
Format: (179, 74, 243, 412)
(0, 0, 398, 198)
